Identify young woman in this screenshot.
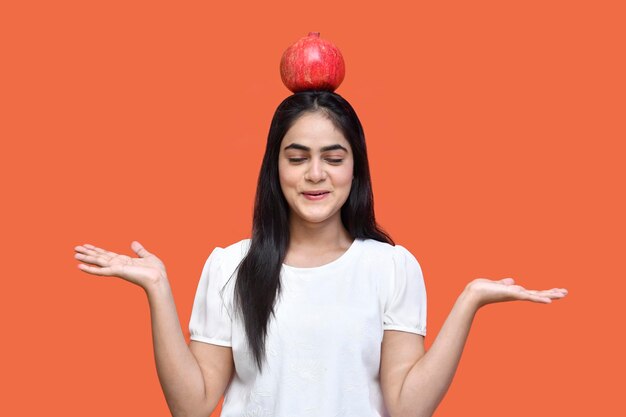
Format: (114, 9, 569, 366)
(74, 91, 567, 417)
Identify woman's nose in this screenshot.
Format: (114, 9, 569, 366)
(305, 158, 327, 182)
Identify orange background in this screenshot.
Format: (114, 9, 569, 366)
(1, 0, 624, 416)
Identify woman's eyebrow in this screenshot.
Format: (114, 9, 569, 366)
(284, 143, 348, 152)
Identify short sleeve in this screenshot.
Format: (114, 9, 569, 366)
(188, 247, 233, 347)
(383, 245, 427, 336)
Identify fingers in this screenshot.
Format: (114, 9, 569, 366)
(74, 251, 111, 267)
(77, 262, 114, 276)
(540, 288, 568, 299)
(74, 243, 118, 276)
(518, 288, 568, 303)
(74, 245, 113, 265)
(499, 278, 567, 298)
(524, 293, 553, 304)
(76, 242, 152, 259)
(76, 244, 119, 258)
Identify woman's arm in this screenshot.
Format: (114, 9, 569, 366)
(146, 279, 233, 417)
(75, 242, 233, 417)
(380, 278, 567, 417)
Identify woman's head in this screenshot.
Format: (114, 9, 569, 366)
(254, 90, 378, 236)
(278, 111, 354, 229)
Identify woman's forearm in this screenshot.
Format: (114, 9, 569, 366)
(145, 279, 210, 417)
(397, 287, 480, 417)
(394, 277, 566, 417)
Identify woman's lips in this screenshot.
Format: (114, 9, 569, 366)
(302, 191, 329, 201)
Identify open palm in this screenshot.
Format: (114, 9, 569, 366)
(74, 241, 167, 289)
(467, 277, 568, 307)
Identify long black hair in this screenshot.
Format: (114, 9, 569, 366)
(233, 90, 393, 372)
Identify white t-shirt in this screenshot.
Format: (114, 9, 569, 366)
(189, 237, 427, 417)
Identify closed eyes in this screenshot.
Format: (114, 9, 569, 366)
(288, 158, 343, 164)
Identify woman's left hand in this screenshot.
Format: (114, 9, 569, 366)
(465, 278, 568, 309)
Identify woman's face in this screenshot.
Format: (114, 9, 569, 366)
(278, 111, 354, 229)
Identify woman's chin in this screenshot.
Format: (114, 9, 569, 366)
(291, 210, 341, 226)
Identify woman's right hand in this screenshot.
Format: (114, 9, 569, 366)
(74, 241, 167, 290)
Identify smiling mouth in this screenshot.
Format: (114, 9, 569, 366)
(303, 192, 329, 196)
(302, 191, 330, 200)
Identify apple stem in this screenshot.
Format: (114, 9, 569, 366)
(308, 32, 320, 37)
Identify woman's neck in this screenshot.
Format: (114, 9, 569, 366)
(284, 219, 353, 268)
(287, 216, 353, 253)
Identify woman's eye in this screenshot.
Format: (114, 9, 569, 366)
(287, 157, 343, 164)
